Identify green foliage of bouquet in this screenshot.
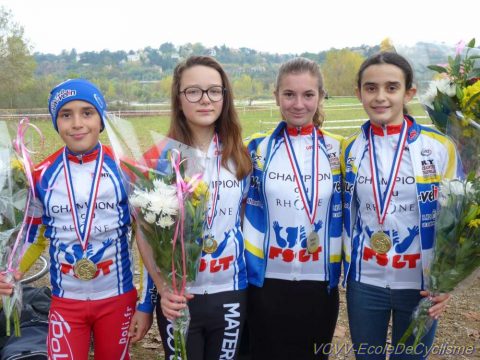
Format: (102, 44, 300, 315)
(400, 39, 480, 347)
(124, 157, 208, 360)
(0, 120, 32, 337)
(422, 38, 480, 170)
(105, 114, 210, 359)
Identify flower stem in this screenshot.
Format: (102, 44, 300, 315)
(13, 307, 21, 337)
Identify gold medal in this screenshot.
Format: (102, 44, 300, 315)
(74, 258, 97, 281)
(370, 232, 392, 255)
(307, 231, 320, 254)
(203, 236, 218, 254)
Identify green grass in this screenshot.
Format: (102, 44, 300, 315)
(8, 97, 432, 163)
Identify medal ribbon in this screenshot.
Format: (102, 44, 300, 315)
(283, 127, 319, 226)
(205, 133, 220, 230)
(369, 120, 408, 226)
(63, 144, 104, 252)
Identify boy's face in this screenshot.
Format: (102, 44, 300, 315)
(56, 100, 102, 154)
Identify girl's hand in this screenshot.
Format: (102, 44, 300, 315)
(421, 291, 451, 319)
(159, 288, 194, 321)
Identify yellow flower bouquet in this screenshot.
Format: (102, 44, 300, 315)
(401, 39, 480, 346)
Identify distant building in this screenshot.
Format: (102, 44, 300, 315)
(127, 53, 140, 62)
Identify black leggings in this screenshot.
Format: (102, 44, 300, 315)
(157, 289, 247, 360)
(248, 279, 339, 360)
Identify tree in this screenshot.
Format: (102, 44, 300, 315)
(233, 75, 264, 105)
(380, 37, 396, 52)
(322, 49, 364, 96)
(0, 6, 36, 108)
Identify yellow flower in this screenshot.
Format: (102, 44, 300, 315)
(193, 180, 209, 201)
(461, 80, 480, 119)
(10, 159, 24, 172)
(468, 219, 480, 228)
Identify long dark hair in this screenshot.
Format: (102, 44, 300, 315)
(168, 56, 251, 179)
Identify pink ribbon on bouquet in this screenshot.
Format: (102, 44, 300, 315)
(169, 149, 202, 296)
(2, 118, 44, 275)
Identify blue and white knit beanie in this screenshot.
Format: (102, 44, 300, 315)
(48, 78, 107, 131)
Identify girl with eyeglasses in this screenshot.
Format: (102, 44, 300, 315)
(243, 57, 343, 359)
(138, 56, 252, 360)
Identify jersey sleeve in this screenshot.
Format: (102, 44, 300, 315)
(135, 257, 157, 313)
(19, 195, 48, 274)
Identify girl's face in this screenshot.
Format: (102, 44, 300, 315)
(179, 65, 224, 133)
(275, 72, 320, 128)
(356, 64, 416, 126)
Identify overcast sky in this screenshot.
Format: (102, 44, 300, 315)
(1, 0, 479, 55)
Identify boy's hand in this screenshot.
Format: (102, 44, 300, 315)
(128, 310, 153, 344)
(0, 271, 22, 296)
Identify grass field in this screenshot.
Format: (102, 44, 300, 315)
(5, 97, 431, 163)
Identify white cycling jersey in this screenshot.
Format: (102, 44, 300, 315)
(21, 144, 154, 312)
(354, 122, 422, 289)
(187, 137, 248, 295)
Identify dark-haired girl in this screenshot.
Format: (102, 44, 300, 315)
(342, 52, 462, 359)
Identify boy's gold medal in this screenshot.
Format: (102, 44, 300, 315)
(74, 258, 97, 280)
(63, 145, 104, 281)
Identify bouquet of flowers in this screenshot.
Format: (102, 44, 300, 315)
(0, 118, 39, 337)
(105, 114, 208, 359)
(421, 38, 480, 171)
(400, 39, 480, 346)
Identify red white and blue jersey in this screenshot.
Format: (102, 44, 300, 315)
(353, 121, 422, 289)
(244, 122, 343, 287)
(143, 137, 249, 295)
(21, 144, 155, 312)
(342, 116, 462, 290)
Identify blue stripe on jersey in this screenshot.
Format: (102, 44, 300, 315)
(42, 161, 64, 296)
(261, 138, 284, 260)
(323, 196, 331, 279)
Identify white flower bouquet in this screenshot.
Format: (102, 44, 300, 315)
(400, 39, 480, 347)
(105, 114, 208, 359)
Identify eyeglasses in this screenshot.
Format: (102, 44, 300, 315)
(179, 86, 225, 103)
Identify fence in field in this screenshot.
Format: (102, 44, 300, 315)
(260, 116, 432, 130)
(0, 102, 431, 132)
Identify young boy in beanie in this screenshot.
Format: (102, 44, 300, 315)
(9, 79, 155, 358)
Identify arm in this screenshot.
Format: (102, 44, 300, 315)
(128, 261, 155, 343)
(19, 196, 48, 274)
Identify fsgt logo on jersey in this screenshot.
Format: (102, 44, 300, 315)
(363, 247, 421, 269)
